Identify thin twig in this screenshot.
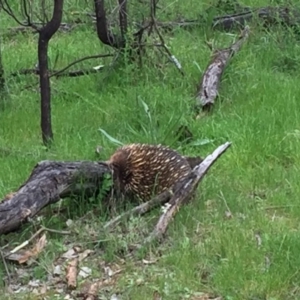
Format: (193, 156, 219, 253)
(1, 0, 28, 27)
(103, 190, 171, 230)
(49, 53, 114, 78)
(5, 226, 70, 257)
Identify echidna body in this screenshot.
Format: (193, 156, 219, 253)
(107, 143, 192, 201)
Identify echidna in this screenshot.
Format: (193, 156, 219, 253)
(106, 143, 193, 201)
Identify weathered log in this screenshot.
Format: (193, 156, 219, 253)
(0, 153, 205, 235)
(142, 142, 231, 246)
(0, 161, 110, 235)
(196, 26, 250, 111)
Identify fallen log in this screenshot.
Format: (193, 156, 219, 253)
(213, 6, 300, 31)
(196, 26, 250, 111)
(142, 142, 231, 247)
(0, 161, 110, 235)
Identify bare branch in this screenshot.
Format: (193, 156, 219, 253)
(196, 26, 250, 111)
(149, 0, 184, 76)
(49, 53, 113, 78)
(104, 190, 172, 230)
(10, 68, 105, 78)
(1, 0, 30, 27)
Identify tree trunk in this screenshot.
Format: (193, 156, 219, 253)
(38, 0, 64, 146)
(94, 0, 125, 49)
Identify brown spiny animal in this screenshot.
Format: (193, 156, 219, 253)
(106, 143, 196, 201)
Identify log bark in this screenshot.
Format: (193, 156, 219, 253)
(10, 67, 104, 78)
(196, 26, 250, 111)
(0, 161, 110, 235)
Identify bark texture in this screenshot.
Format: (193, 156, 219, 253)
(38, 0, 64, 145)
(0, 161, 110, 235)
(196, 26, 250, 110)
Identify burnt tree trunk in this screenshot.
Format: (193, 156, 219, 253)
(0, 161, 110, 235)
(94, 0, 125, 49)
(38, 0, 64, 146)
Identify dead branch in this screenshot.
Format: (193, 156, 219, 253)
(133, 5, 300, 35)
(150, 0, 184, 76)
(104, 190, 172, 230)
(142, 142, 231, 246)
(3, 23, 76, 37)
(49, 53, 113, 78)
(0, 0, 39, 30)
(213, 6, 300, 31)
(0, 161, 110, 235)
(10, 53, 113, 79)
(196, 26, 250, 111)
(5, 226, 70, 257)
(10, 68, 105, 78)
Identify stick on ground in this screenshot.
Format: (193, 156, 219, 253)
(196, 26, 250, 111)
(104, 190, 172, 230)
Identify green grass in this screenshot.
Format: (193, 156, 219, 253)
(2, 0, 300, 299)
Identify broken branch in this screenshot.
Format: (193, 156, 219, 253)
(142, 142, 231, 246)
(196, 26, 250, 111)
(104, 190, 172, 230)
